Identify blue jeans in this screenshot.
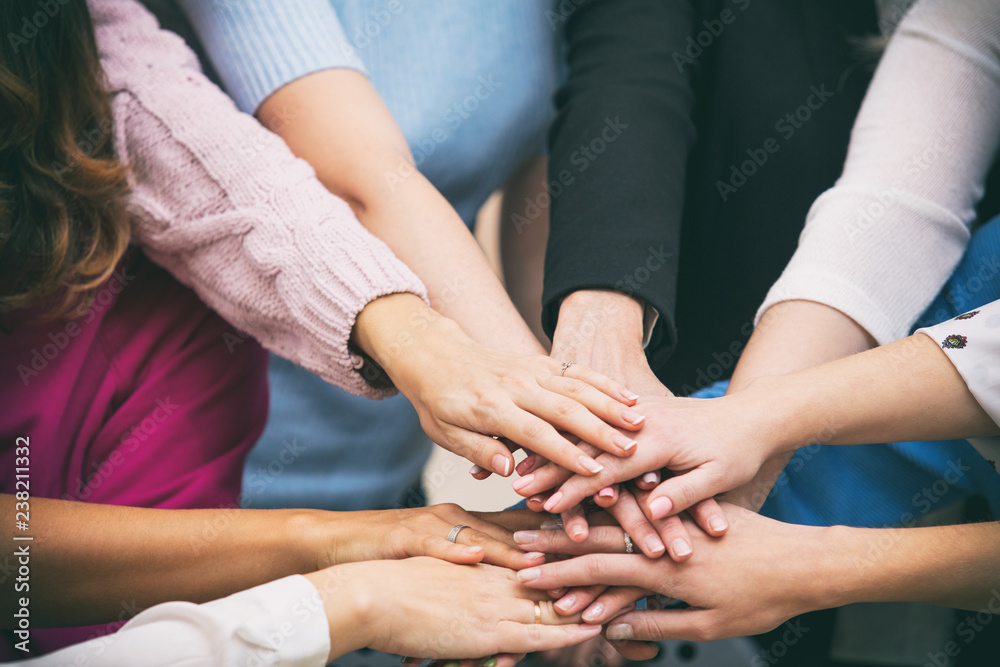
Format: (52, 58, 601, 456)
(242, 1, 559, 510)
(693, 214, 1000, 527)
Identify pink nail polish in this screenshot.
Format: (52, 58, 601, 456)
(543, 491, 564, 512)
(641, 471, 659, 485)
(621, 408, 646, 425)
(612, 434, 638, 451)
(649, 496, 673, 519)
(597, 486, 615, 499)
(469, 464, 484, 476)
(512, 473, 535, 492)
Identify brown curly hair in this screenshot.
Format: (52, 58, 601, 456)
(0, 0, 130, 320)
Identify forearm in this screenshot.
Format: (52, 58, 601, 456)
(824, 522, 1000, 611)
(258, 69, 541, 354)
(0, 495, 332, 627)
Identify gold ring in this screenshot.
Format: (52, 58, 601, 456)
(534, 601, 542, 624)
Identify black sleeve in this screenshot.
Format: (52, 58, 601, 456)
(542, 0, 698, 365)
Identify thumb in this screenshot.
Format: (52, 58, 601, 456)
(437, 426, 515, 477)
(606, 608, 718, 643)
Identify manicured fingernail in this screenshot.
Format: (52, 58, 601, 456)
(523, 551, 545, 561)
(649, 496, 673, 519)
(543, 491, 564, 512)
(529, 495, 547, 508)
(517, 567, 540, 582)
(619, 388, 640, 402)
(482, 659, 498, 667)
(579, 456, 604, 473)
(606, 623, 634, 640)
(513, 530, 538, 545)
(540, 517, 563, 530)
(555, 593, 577, 612)
(644, 534, 665, 555)
(582, 603, 605, 622)
(641, 471, 659, 485)
(516, 455, 536, 474)
(672, 538, 692, 557)
(571, 525, 587, 540)
(511, 473, 535, 492)
(710, 516, 729, 532)
(463, 546, 483, 555)
(597, 486, 615, 499)
(549, 587, 567, 598)
(621, 408, 645, 425)
(612, 434, 638, 451)
(492, 454, 511, 476)
(469, 464, 484, 476)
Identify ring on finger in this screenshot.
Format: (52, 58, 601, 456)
(534, 601, 542, 624)
(447, 525, 469, 543)
(560, 361, 574, 376)
(623, 532, 634, 554)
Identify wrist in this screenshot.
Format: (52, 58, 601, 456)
(305, 562, 374, 658)
(737, 374, 826, 455)
(554, 290, 646, 353)
(351, 293, 450, 372)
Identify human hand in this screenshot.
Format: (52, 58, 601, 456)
(352, 294, 646, 477)
(516, 504, 835, 644)
(517, 393, 788, 522)
(308, 558, 603, 661)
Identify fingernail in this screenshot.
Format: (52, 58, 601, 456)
(641, 471, 659, 485)
(582, 603, 605, 622)
(513, 530, 538, 545)
(555, 593, 577, 612)
(619, 388, 640, 402)
(529, 495, 547, 508)
(511, 473, 535, 492)
(516, 455, 536, 474)
(543, 491, 564, 512)
(571, 525, 587, 540)
(482, 659, 498, 667)
(672, 538, 692, 557)
(621, 408, 645, 425)
(517, 567, 540, 582)
(540, 518, 563, 530)
(492, 454, 511, 476)
(606, 624, 634, 640)
(597, 486, 615, 499)
(579, 456, 604, 473)
(613, 434, 638, 451)
(469, 464, 484, 476)
(523, 551, 545, 561)
(710, 516, 729, 532)
(644, 534, 665, 555)
(649, 496, 673, 519)
(463, 546, 483, 555)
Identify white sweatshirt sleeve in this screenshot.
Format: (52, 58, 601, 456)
(7, 576, 330, 667)
(757, 0, 1000, 344)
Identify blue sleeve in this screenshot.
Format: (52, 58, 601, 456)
(175, 0, 367, 113)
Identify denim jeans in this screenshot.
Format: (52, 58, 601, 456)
(243, 1, 559, 510)
(693, 214, 1000, 527)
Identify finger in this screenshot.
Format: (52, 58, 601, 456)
(688, 497, 730, 536)
(525, 494, 550, 512)
(559, 362, 640, 408)
(512, 460, 574, 498)
(540, 376, 647, 435)
(439, 425, 516, 477)
(451, 528, 546, 570)
(496, 409, 604, 476)
(593, 485, 619, 508)
(525, 389, 639, 458)
(493, 622, 603, 655)
(417, 535, 488, 565)
(634, 470, 660, 491)
(469, 509, 551, 533)
(604, 637, 660, 662)
(554, 585, 606, 616)
(645, 464, 729, 519)
(544, 457, 643, 513)
(517, 554, 659, 591)
(560, 503, 590, 542)
(605, 489, 666, 558)
(606, 608, 721, 642)
(514, 525, 633, 556)
(582, 587, 647, 624)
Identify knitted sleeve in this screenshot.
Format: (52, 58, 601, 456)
(756, 0, 1000, 344)
(90, 0, 428, 398)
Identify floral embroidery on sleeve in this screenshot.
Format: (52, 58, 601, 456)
(942, 334, 968, 349)
(954, 310, 980, 320)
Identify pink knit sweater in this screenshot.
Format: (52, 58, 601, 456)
(89, 0, 427, 398)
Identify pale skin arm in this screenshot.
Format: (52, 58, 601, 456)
(723, 299, 878, 509)
(257, 69, 539, 355)
(0, 495, 545, 628)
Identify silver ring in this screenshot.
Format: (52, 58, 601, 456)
(623, 532, 634, 554)
(447, 525, 469, 543)
(560, 361, 574, 376)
